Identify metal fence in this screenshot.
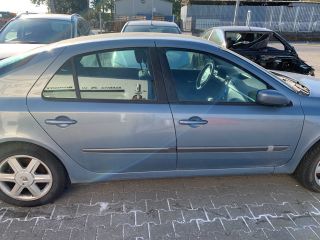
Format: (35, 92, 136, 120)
(181, 3, 320, 32)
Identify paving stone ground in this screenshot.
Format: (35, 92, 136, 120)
(2, 175, 320, 239)
(1, 44, 319, 239)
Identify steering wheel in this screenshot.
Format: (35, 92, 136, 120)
(196, 62, 214, 90)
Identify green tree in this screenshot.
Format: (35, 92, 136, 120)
(91, 0, 114, 14)
(90, 0, 114, 21)
(170, 0, 182, 20)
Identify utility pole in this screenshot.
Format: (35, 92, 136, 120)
(151, 0, 154, 20)
(233, 0, 240, 26)
(246, 10, 251, 27)
(99, 11, 102, 33)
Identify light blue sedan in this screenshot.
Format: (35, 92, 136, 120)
(0, 33, 319, 206)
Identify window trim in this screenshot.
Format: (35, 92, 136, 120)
(71, 57, 81, 99)
(41, 47, 168, 104)
(158, 47, 273, 105)
(42, 59, 77, 100)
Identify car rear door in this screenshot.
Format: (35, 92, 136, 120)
(157, 42, 304, 170)
(27, 45, 177, 174)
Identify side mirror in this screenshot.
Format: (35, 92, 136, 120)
(257, 90, 291, 107)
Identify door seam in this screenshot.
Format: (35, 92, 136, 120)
(154, 40, 178, 169)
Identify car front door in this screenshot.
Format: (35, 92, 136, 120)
(27, 46, 176, 174)
(159, 47, 304, 170)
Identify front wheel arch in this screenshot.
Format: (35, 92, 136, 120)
(295, 139, 320, 192)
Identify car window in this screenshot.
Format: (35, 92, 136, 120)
(79, 50, 145, 69)
(0, 19, 72, 44)
(225, 32, 270, 50)
(43, 48, 156, 101)
(267, 33, 285, 51)
(208, 29, 224, 46)
(165, 50, 196, 70)
(43, 60, 76, 99)
(123, 25, 180, 34)
(165, 49, 270, 103)
(202, 29, 212, 39)
(75, 48, 155, 100)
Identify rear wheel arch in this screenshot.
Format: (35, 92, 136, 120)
(0, 141, 70, 185)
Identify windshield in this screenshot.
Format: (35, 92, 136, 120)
(271, 72, 310, 96)
(0, 18, 72, 44)
(123, 25, 180, 34)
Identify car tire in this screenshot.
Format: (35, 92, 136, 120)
(296, 144, 320, 192)
(0, 143, 67, 207)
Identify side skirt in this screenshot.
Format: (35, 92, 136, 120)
(70, 166, 276, 184)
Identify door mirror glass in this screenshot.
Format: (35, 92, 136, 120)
(256, 89, 291, 106)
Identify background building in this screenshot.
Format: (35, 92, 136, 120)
(115, 0, 173, 20)
(181, 0, 320, 33)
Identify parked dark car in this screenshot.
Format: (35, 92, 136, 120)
(0, 13, 91, 60)
(202, 26, 315, 76)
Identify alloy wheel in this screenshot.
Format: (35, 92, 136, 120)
(0, 155, 53, 201)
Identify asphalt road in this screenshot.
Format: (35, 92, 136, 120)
(1, 43, 320, 240)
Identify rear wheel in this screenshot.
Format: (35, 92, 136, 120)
(296, 144, 320, 192)
(0, 143, 67, 207)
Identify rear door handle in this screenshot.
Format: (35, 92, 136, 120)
(45, 116, 77, 128)
(179, 116, 208, 127)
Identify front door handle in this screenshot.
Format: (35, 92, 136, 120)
(179, 116, 208, 127)
(45, 116, 77, 128)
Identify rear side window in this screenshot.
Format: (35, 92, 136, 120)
(43, 60, 76, 99)
(43, 48, 156, 101)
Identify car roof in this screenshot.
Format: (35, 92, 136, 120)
(52, 32, 210, 48)
(211, 26, 272, 32)
(17, 13, 76, 21)
(125, 20, 178, 27)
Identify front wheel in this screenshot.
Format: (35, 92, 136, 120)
(0, 143, 67, 207)
(296, 144, 320, 192)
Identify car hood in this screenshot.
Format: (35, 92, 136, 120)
(0, 43, 44, 60)
(272, 71, 320, 97)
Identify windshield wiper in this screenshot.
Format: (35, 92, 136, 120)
(276, 74, 310, 96)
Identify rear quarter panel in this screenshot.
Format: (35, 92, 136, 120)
(0, 47, 101, 183)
